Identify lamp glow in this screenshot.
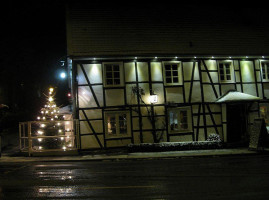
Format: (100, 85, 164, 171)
(149, 95, 158, 104)
(60, 72, 66, 79)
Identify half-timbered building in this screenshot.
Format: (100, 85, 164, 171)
(65, 3, 269, 150)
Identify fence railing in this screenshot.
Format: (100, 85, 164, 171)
(19, 120, 79, 156)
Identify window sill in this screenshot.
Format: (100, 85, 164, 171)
(169, 130, 193, 135)
(105, 136, 131, 140)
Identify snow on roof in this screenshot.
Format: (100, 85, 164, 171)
(59, 105, 72, 114)
(215, 90, 261, 103)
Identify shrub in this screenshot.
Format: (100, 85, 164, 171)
(207, 133, 222, 142)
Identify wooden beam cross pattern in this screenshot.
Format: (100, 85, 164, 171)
(201, 60, 218, 98)
(82, 109, 103, 149)
(79, 64, 100, 108)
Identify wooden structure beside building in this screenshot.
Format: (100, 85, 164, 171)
(65, 3, 269, 150)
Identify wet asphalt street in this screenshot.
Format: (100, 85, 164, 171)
(1, 155, 269, 199)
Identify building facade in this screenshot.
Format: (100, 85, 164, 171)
(65, 3, 269, 150)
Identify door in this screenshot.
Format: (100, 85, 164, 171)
(227, 104, 247, 143)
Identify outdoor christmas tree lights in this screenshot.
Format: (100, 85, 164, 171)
(32, 87, 75, 152)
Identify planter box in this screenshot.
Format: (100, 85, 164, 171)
(128, 141, 223, 152)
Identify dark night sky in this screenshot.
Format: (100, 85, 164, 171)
(2, 0, 66, 81)
(0, 0, 67, 116)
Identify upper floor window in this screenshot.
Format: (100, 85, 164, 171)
(168, 106, 192, 133)
(162, 62, 182, 85)
(103, 62, 123, 87)
(261, 61, 269, 81)
(218, 61, 234, 83)
(104, 111, 131, 138)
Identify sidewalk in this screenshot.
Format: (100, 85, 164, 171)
(0, 148, 267, 163)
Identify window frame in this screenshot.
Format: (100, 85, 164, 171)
(217, 61, 234, 83)
(104, 111, 131, 138)
(162, 61, 183, 86)
(260, 61, 269, 82)
(103, 62, 124, 87)
(167, 106, 193, 134)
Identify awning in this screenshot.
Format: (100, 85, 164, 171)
(215, 90, 262, 103)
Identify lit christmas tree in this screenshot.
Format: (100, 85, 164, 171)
(37, 87, 64, 121)
(32, 87, 74, 151)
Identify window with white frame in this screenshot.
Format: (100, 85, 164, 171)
(105, 111, 131, 137)
(103, 62, 123, 87)
(218, 61, 234, 83)
(168, 107, 192, 133)
(261, 61, 269, 81)
(163, 62, 182, 85)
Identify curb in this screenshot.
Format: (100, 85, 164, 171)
(0, 149, 265, 163)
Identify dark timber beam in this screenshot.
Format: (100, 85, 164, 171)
(188, 61, 196, 103)
(206, 104, 220, 135)
(79, 64, 100, 108)
(82, 110, 103, 149)
(201, 60, 218, 98)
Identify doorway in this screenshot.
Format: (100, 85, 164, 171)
(227, 104, 247, 144)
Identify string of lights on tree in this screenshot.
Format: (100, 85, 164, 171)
(33, 87, 74, 151)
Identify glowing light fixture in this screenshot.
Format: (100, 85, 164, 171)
(60, 72, 66, 79)
(149, 94, 158, 104)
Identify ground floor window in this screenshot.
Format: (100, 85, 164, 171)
(104, 111, 131, 138)
(168, 106, 192, 133)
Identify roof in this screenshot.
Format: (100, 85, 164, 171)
(66, 2, 269, 57)
(215, 90, 262, 103)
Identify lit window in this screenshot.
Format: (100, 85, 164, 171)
(218, 61, 234, 83)
(105, 111, 130, 137)
(103, 62, 123, 87)
(261, 61, 269, 81)
(163, 62, 182, 85)
(168, 107, 192, 133)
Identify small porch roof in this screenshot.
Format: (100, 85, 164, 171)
(215, 90, 262, 103)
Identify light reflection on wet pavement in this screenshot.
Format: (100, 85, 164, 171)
(1, 155, 269, 199)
